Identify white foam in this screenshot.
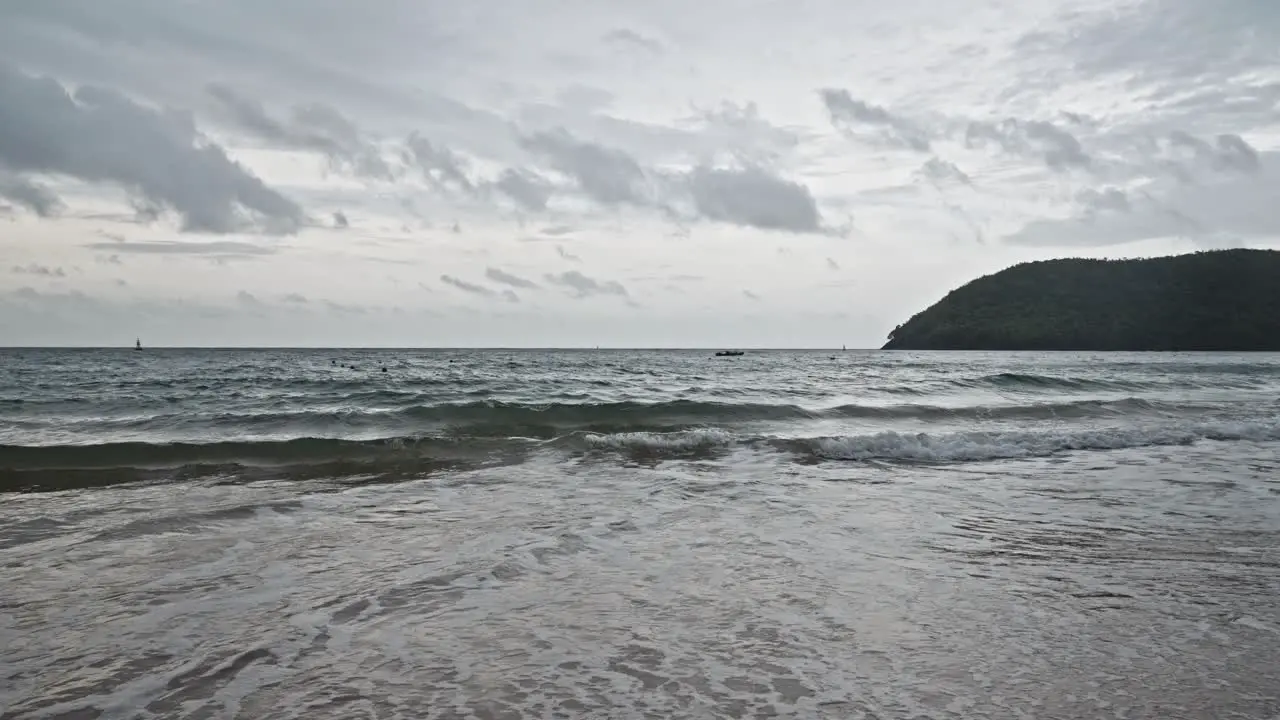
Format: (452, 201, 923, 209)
(583, 428, 737, 451)
(804, 420, 1280, 462)
(578, 420, 1280, 463)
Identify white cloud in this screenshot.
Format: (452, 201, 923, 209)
(1, 0, 1277, 346)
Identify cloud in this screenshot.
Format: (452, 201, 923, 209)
(1, 0, 1275, 349)
(603, 29, 664, 54)
(687, 164, 822, 233)
(684, 100, 804, 165)
(743, 290, 761, 301)
(439, 274, 519, 302)
(281, 293, 309, 304)
(919, 158, 971, 185)
(826, 257, 840, 270)
(0, 172, 62, 216)
(521, 129, 648, 206)
(291, 102, 364, 151)
(485, 267, 540, 289)
(207, 83, 306, 148)
(0, 63, 303, 233)
(333, 211, 350, 228)
(206, 84, 395, 180)
(820, 89, 931, 152)
(492, 168, 552, 211)
(440, 274, 494, 296)
(1006, 151, 1280, 248)
(403, 133, 473, 192)
(1167, 131, 1261, 175)
(1019, 0, 1279, 99)
(544, 270, 629, 299)
(11, 263, 65, 277)
(84, 240, 275, 257)
(964, 118, 1090, 170)
(818, 88, 1096, 174)
(1077, 187, 1130, 213)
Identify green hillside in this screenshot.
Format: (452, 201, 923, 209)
(882, 249, 1280, 350)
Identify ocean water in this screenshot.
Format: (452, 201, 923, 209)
(2, 348, 1279, 719)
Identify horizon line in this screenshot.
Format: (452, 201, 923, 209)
(0, 345, 880, 351)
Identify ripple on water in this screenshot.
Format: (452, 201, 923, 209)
(3, 434, 1280, 717)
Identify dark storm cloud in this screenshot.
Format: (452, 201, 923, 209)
(687, 165, 822, 233)
(0, 63, 303, 233)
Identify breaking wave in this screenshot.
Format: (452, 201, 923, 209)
(5, 419, 1278, 492)
(1, 396, 1223, 440)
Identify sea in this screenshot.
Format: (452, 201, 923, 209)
(2, 349, 1279, 719)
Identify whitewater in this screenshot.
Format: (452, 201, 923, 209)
(2, 349, 1279, 718)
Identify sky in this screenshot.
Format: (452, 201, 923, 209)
(1, 0, 1278, 347)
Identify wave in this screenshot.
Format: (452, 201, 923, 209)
(584, 420, 1280, 463)
(0, 435, 513, 470)
(4, 418, 1278, 482)
(2, 397, 1214, 440)
(878, 372, 1276, 395)
(783, 421, 1280, 462)
(973, 372, 1151, 391)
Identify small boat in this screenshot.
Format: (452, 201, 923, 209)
(714, 350, 745, 357)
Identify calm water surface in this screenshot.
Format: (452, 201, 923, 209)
(2, 349, 1279, 718)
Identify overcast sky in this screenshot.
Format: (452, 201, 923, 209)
(2, 0, 1277, 347)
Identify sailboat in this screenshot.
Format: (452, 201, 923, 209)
(135, 338, 142, 351)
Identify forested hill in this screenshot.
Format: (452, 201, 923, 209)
(882, 249, 1280, 351)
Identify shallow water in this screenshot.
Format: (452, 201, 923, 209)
(2, 350, 1279, 718)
